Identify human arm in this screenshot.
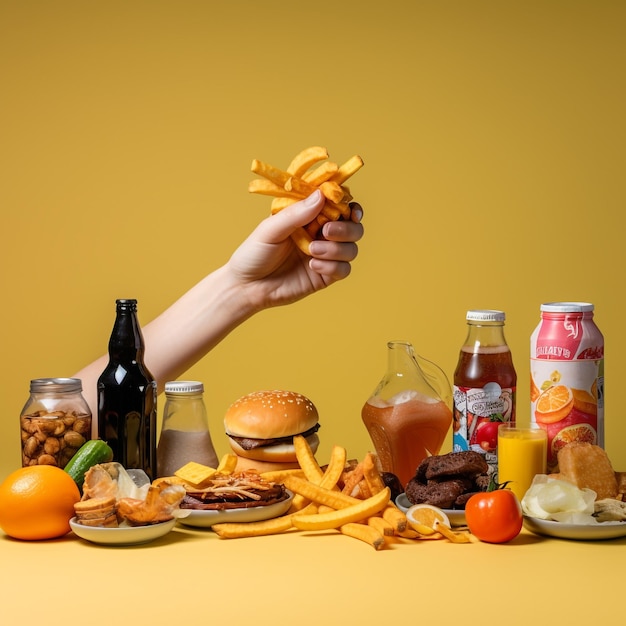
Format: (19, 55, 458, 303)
(73, 190, 364, 414)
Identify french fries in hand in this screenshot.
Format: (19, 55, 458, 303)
(249, 146, 363, 254)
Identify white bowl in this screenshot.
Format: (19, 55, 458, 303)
(70, 517, 176, 546)
(523, 516, 626, 541)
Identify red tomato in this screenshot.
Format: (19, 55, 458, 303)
(465, 489, 523, 543)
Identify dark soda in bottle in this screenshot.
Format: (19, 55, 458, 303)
(97, 299, 157, 479)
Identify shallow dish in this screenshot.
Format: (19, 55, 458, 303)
(178, 489, 294, 528)
(395, 493, 467, 527)
(70, 517, 176, 546)
(523, 516, 626, 541)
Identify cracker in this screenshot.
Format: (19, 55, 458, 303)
(557, 442, 618, 499)
(174, 461, 217, 487)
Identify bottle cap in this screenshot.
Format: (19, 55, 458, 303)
(30, 378, 83, 393)
(164, 381, 204, 394)
(466, 310, 505, 322)
(540, 302, 594, 313)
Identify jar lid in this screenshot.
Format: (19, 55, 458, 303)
(164, 381, 204, 394)
(466, 309, 505, 322)
(540, 302, 594, 313)
(30, 378, 83, 393)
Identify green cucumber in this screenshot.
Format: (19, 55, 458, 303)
(64, 439, 114, 489)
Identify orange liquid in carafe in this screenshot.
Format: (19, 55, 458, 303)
(361, 394, 453, 487)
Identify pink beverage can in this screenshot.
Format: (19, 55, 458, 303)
(530, 302, 604, 472)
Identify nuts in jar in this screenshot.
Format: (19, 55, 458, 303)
(20, 379, 92, 469)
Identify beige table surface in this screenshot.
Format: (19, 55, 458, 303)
(1, 518, 623, 626)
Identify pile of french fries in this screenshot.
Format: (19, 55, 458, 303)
(209, 436, 472, 550)
(249, 146, 363, 254)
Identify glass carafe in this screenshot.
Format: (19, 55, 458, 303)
(361, 341, 453, 487)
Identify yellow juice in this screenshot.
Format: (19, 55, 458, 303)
(497, 427, 547, 501)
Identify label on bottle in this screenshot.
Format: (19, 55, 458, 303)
(452, 383, 516, 474)
(530, 306, 604, 472)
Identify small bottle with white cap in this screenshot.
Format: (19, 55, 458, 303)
(157, 381, 218, 477)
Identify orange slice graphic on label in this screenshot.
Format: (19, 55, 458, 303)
(530, 375, 541, 403)
(571, 388, 597, 415)
(535, 385, 574, 424)
(550, 423, 597, 458)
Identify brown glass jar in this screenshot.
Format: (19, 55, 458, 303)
(20, 378, 92, 468)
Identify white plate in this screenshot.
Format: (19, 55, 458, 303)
(178, 489, 294, 528)
(70, 517, 176, 546)
(523, 516, 626, 541)
(395, 493, 467, 527)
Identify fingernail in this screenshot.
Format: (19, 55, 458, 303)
(303, 189, 322, 208)
(309, 240, 323, 255)
(353, 207, 363, 222)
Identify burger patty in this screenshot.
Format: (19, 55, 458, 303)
(181, 483, 289, 511)
(228, 423, 320, 451)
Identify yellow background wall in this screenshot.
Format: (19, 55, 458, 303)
(1, 0, 624, 481)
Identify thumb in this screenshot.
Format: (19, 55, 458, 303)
(273, 190, 324, 230)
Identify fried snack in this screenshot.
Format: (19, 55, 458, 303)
(283, 475, 359, 510)
(216, 454, 238, 475)
(117, 482, 186, 526)
(341, 462, 365, 496)
(382, 503, 408, 533)
(249, 146, 363, 254)
(294, 434, 324, 483)
(615, 471, 626, 497)
(211, 502, 318, 539)
(287, 146, 329, 176)
(74, 496, 118, 528)
(291, 487, 390, 531)
(260, 468, 306, 483)
(319, 445, 348, 491)
(355, 479, 372, 499)
(593, 498, 626, 522)
(340, 522, 385, 550)
(367, 515, 395, 537)
(556, 442, 618, 500)
(362, 452, 386, 495)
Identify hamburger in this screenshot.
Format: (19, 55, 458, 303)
(224, 390, 320, 473)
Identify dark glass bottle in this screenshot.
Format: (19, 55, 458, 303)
(97, 299, 157, 479)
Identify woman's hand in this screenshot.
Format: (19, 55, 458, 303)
(227, 190, 364, 311)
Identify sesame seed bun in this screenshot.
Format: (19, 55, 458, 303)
(224, 390, 320, 467)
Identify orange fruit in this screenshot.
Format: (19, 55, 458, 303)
(535, 385, 574, 424)
(551, 423, 597, 458)
(406, 503, 450, 535)
(0, 465, 80, 540)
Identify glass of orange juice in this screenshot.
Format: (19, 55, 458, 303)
(497, 424, 547, 501)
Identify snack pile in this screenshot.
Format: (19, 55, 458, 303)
(249, 146, 363, 254)
(203, 436, 472, 549)
(74, 463, 186, 527)
(521, 442, 626, 524)
(404, 451, 490, 509)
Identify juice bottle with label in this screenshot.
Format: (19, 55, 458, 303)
(453, 310, 516, 476)
(530, 302, 604, 472)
